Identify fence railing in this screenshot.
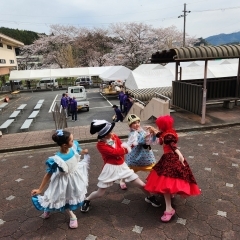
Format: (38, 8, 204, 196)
(51, 102, 67, 130)
(172, 81, 203, 115)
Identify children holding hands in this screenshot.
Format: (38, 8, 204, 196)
(119, 114, 156, 190)
(80, 119, 160, 213)
(145, 115, 201, 222)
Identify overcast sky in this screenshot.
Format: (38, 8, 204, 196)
(1, 0, 240, 39)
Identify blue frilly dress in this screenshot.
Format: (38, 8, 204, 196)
(125, 129, 156, 172)
(32, 140, 89, 212)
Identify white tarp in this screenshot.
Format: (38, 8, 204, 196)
(126, 61, 240, 90)
(126, 68, 173, 89)
(9, 66, 111, 80)
(99, 66, 131, 81)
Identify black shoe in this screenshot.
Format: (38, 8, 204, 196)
(81, 200, 90, 212)
(145, 196, 161, 207)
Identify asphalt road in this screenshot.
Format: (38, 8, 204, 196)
(0, 88, 120, 134)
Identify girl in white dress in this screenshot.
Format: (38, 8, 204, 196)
(31, 129, 90, 229)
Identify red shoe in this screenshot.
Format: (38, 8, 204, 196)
(161, 209, 175, 222)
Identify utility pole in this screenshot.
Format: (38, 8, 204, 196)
(178, 3, 191, 47)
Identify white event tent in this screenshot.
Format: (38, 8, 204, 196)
(125, 60, 239, 90)
(99, 66, 132, 82)
(9, 66, 112, 80)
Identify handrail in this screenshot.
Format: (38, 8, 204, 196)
(154, 92, 171, 109)
(131, 97, 146, 106)
(154, 92, 170, 102)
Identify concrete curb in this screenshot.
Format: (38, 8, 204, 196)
(1, 122, 240, 154)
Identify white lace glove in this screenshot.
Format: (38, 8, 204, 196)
(121, 142, 132, 153)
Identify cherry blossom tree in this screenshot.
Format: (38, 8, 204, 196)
(109, 22, 154, 69)
(151, 25, 198, 50)
(19, 23, 198, 70)
(73, 28, 114, 67)
(20, 25, 80, 68)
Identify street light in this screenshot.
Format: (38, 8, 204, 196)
(178, 3, 191, 47)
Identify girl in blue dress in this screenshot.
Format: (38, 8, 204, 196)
(31, 129, 90, 229)
(119, 114, 156, 193)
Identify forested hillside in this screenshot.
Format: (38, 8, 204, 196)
(205, 32, 240, 45)
(0, 27, 41, 45)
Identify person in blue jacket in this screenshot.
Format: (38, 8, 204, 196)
(60, 93, 68, 118)
(118, 90, 125, 113)
(112, 105, 123, 122)
(70, 96, 78, 121)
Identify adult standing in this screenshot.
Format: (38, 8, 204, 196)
(118, 90, 125, 113)
(70, 96, 78, 122)
(112, 105, 123, 122)
(65, 92, 71, 117)
(60, 93, 68, 119)
(122, 92, 129, 115)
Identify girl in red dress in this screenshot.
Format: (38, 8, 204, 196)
(145, 115, 201, 222)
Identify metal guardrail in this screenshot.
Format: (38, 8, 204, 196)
(131, 97, 146, 106)
(52, 102, 67, 130)
(154, 92, 171, 109)
(154, 92, 170, 102)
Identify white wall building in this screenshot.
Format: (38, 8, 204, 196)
(0, 33, 24, 76)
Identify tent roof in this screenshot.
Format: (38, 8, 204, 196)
(133, 64, 165, 73)
(9, 66, 111, 80)
(99, 66, 131, 81)
(125, 68, 173, 89)
(126, 61, 239, 90)
(151, 44, 240, 63)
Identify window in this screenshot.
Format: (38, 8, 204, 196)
(10, 60, 14, 64)
(0, 43, 3, 48)
(7, 45, 12, 50)
(0, 59, 6, 63)
(71, 88, 82, 93)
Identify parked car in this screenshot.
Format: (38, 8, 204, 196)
(75, 77, 92, 86)
(36, 78, 58, 89)
(5, 80, 23, 90)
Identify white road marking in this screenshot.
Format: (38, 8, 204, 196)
(49, 94, 59, 113)
(90, 106, 112, 109)
(88, 97, 105, 99)
(100, 93, 113, 106)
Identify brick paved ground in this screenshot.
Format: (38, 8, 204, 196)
(0, 126, 240, 240)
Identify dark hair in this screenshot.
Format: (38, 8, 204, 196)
(52, 130, 71, 146)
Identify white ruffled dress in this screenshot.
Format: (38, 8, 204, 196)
(32, 141, 89, 212)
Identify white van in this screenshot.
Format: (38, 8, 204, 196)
(75, 76, 92, 86)
(37, 78, 58, 89)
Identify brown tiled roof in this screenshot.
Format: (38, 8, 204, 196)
(151, 44, 240, 63)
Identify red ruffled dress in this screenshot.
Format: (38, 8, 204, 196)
(145, 129, 201, 197)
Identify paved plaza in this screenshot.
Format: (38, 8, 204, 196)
(1, 95, 240, 239)
(0, 124, 240, 239)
